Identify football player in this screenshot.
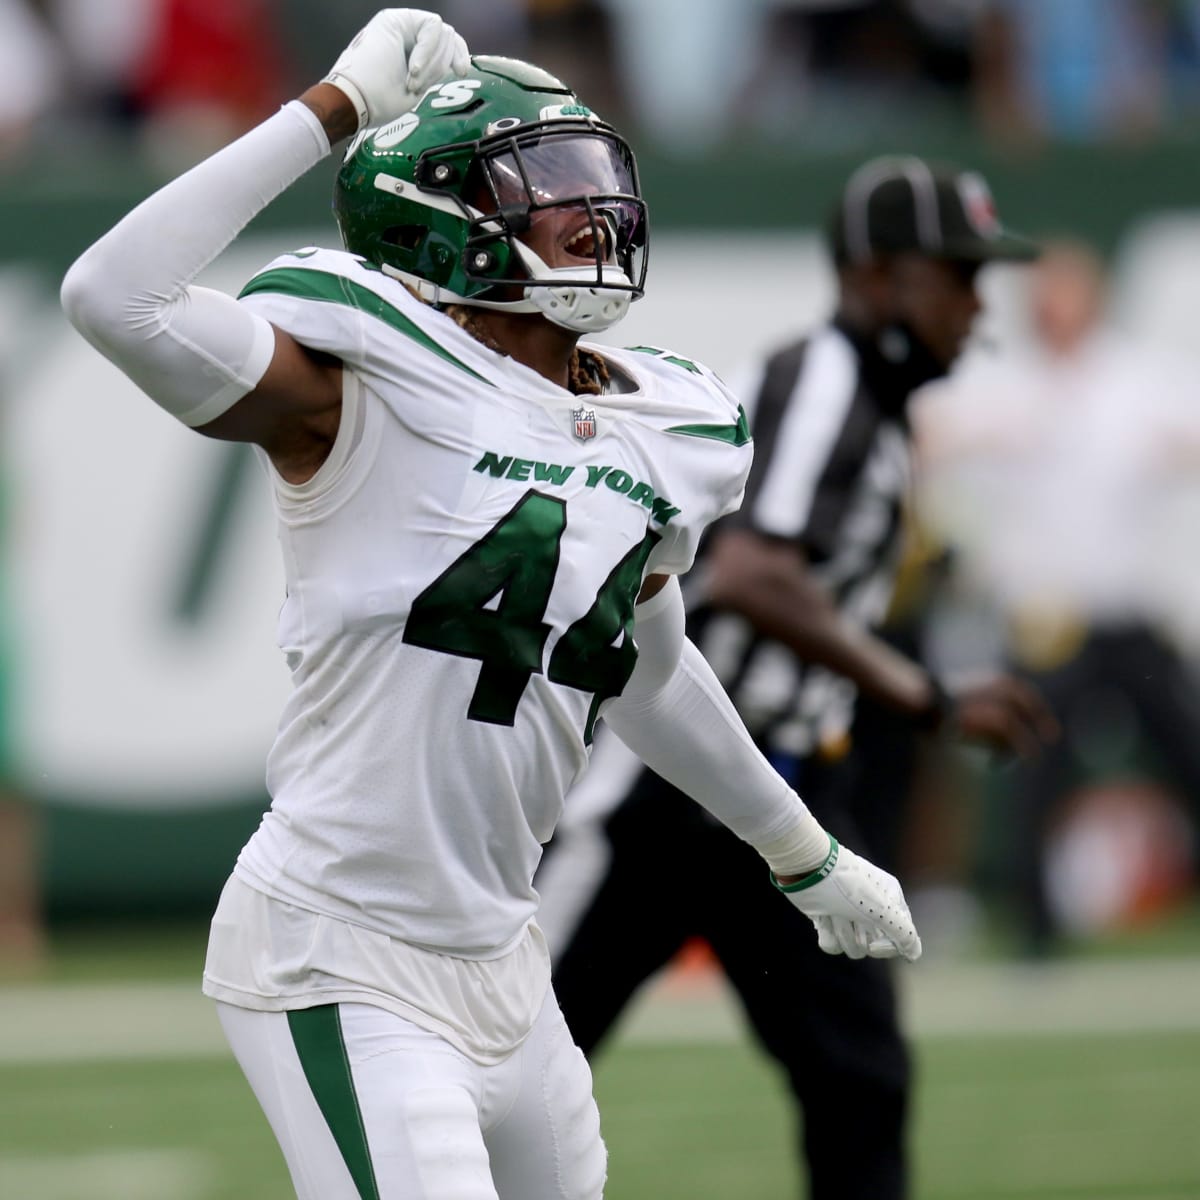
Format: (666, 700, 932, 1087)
(61, 11, 921, 1199)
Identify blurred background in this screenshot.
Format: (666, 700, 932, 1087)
(1, 1, 1199, 1197)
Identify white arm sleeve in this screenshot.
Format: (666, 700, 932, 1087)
(60, 101, 331, 426)
(605, 577, 829, 874)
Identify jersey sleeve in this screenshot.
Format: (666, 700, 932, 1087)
(236, 247, 495, 398)
(237, 247, 373, 363)
(619, 346, 753, 577)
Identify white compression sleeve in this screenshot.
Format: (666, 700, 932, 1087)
(605, 579, 830, 875)
(60, 101, 331, 427)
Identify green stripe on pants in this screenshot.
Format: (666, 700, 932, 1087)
(287, 1006, 381, 1200)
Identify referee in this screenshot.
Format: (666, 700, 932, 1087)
(537, 156, 1059, 1200)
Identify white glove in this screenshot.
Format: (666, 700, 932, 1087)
(324, 9, 471, 130)
(775, 839, 922, 963)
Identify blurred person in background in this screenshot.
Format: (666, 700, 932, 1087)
(597, 0, 976, 152)
(124, 0, 292, 167)
(32, 0, 158, 140)
(743, 0, 977, 143)
(0, 0, 294, 167)
(972, 0, 1168, 144)
(537, 156, 1057, 1200)
(0, 0, 64, 159)
(916, 238, 1200, 956)
(60, 10, 923, 1196)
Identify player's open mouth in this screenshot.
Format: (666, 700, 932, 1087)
(561, 217, 612, 263)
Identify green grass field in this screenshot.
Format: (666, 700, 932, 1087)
(2, 922, 1199, 1199)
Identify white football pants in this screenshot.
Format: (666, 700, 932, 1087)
(216, 991, 606, 1200)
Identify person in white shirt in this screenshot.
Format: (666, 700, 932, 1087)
(917, 238, 1200, 954)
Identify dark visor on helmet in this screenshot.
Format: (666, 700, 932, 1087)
(479, 130, 646, 257)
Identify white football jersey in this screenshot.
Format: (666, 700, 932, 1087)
(232, 247, 752, 956)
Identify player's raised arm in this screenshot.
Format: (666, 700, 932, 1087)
(59, 10, 469, 472)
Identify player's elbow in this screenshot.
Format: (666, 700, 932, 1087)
(61, 244, 168, 363)
(61, 251, 95, 329)
(61, 248, 118, 347)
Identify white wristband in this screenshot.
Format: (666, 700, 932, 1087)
(757, 813, 835, 879)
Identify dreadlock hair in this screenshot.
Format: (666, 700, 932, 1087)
(443, 304, 611, 396)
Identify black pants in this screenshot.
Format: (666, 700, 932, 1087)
(542, 750, 911, 1200)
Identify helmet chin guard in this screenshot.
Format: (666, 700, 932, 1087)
(525, 271, 634, 333)
(385, 221, 636, 332)
(511, 245, 634, 332)
(381, 258, 633, 333)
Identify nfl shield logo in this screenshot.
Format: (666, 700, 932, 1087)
(572, 407, 597, 441)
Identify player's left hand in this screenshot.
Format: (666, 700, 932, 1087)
(324, 9, 471, 131)
(776, 840, 922, 962)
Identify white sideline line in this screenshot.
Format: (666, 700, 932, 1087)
(901, 957, 1200, 1038)
(1, 958, 1199, 1064)
(0, 1149, 212, 1200)
(0, 981, 223, 1063)
(617, 956, 1200, 1046)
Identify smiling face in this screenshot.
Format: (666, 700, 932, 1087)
(521, 200, 617, 270)
(475, 130, 644, 281)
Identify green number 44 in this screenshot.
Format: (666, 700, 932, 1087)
(402, 489, 660, 742)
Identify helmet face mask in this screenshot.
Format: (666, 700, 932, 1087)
(333, 56, 648, 331)
(464, 127, 646, 288)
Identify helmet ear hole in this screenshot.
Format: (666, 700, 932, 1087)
(383, 225, 426, 251)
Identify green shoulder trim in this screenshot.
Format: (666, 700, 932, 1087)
(239, 266, 494, 385)
(665, 403, 752, 447)
(627, 345, 701, 374)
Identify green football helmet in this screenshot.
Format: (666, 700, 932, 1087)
(333, 56, 648, 333)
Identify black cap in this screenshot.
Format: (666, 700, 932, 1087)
(828, 155, 1038, 265)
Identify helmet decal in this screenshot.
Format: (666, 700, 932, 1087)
(428, 78, 484, 109)
(539, 104, 593, 121)
(342, 126, 371, 163)
(374, 113, 421, 149)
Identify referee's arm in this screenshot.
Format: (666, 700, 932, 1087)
(705, 529, 1058, 758)
(707, 530, 936, 719)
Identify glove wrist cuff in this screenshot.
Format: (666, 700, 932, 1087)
(770, 837, 839, 893)
(322, 72, 370, 130)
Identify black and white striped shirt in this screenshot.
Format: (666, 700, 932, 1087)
(688, 318, 929, 758)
